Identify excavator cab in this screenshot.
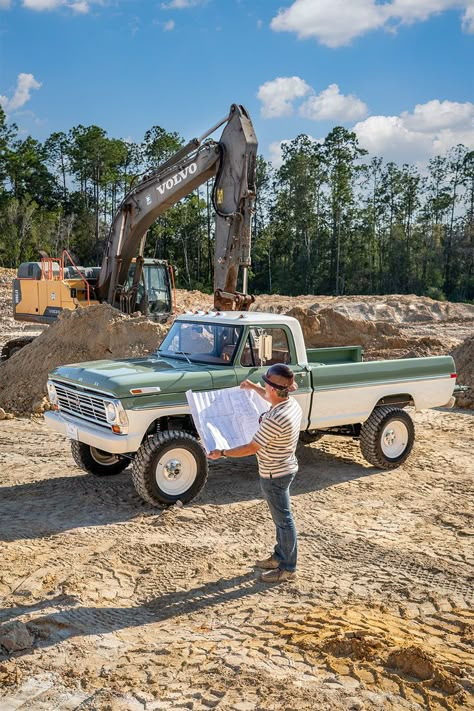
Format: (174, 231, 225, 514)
(126, 259, 175, 322)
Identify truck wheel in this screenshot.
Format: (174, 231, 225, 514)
(299, 430, 324, 444)
(132, 431, 208, 507)
(71, 441, 129, 476)
(360, 406, 414, 469)
(1, 336, 36, 360)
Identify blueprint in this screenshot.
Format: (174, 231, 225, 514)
(186, 386, 269, 453)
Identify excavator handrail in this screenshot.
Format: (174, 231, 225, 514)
(61, 250, 91, 306)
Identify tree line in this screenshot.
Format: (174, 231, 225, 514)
(0, 107, 472, 302)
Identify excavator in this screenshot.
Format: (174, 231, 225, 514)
(1, 103, 258, 360)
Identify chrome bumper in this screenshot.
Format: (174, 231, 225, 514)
(44, 410, 142, 453)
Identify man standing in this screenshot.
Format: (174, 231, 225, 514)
(208, 364, 303, 583)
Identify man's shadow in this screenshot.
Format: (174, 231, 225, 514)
(0, 571, 268, 656)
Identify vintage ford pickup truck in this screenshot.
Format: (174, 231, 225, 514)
(44, 312, 457, 506)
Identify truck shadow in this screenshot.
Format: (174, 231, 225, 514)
(0, 571, 266, 655)
(201, 442, 376, 506)
(0, 444, 378, 543)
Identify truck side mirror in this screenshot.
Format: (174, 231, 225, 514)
(258, 334, 273, 363)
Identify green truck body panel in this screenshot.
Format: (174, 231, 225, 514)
(309, 355, 455, 391)
(51, 349, 455, 411)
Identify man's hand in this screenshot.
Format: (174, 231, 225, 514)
(240, 379, 254, 390)
(207, 449, 222, 460)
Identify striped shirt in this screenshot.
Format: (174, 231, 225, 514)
(253, 397, 303, 479)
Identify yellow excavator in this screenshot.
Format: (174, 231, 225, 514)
(1, 103, 258, 360)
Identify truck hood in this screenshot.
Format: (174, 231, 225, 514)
(50, 355, 216, 399)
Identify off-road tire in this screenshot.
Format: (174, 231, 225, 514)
(132, 430, 208, 507)
(71, 441, 129, 476)
(299, 430, 324, 444)
(1, 336, 36, 360)
(360, 406, 415, 469)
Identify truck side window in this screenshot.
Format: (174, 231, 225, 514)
(241, 328, 291, 367)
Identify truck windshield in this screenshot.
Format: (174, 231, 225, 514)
(159, 321, 243, 365)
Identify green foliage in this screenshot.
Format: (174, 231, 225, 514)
(0, 115, 472, 302)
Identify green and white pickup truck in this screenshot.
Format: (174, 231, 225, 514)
(44, 311, 457, 506)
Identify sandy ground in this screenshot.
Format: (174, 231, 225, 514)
(0, 272, 473, 709)
(1, 408, 473, 711)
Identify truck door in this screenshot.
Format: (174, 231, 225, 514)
(234, 326, 311, 427)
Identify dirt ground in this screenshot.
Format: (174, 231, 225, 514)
(0, 409, 473, 710)
(0, 271, 473, 709)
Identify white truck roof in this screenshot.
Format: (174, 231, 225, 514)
(175, 311, 300, 328)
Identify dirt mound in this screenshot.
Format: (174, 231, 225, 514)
(0, 304, 170, 415)
(452, 336, 474, 408)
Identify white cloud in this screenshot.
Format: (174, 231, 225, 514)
(163, 19, 175, 30)
(270, 0, 474, 46)
(258, 77, 367, 122)
(0, 0, 12, 8)
(353, 99, 474, 162)
(70, 0, 89, 13)
(257, 76, 311, 118)
(300, 83, 368, 121)
(161, 0, 205, 8)
(22, 0, 100, 11)
(0, 73, 42, 112)
(23, 0, 62, 8)
(462, 2, 474, 30)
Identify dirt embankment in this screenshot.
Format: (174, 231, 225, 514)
(0, 304, 168, 415)
(0, 273, 473, 415)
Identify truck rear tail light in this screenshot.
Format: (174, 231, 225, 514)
(450, 373, 457, 378)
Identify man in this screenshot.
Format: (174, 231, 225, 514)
(208, 364, 303, 583)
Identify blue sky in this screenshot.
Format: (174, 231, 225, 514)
(1, 0, 473, 166)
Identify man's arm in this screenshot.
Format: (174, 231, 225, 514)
(240, 379, 271, 402)
(208, 440, 260, 460)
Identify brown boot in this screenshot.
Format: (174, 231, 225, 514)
(260, 568, 296, 584)
(255, 554, 279, 570)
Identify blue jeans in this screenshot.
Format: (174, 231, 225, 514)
(259, 472, 297, 572)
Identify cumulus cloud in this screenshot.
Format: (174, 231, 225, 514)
(0, 73, 42, 112)
(271, 0, 474, 47)
(300, 84, 368, 121)
(257, 77, 367, 122)
(257, 77, 312, 118)
(353, 99, 474, 162)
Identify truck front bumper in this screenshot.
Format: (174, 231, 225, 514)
(44, 410, 143, 454)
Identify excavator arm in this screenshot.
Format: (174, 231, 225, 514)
(97, 104, 258, 312)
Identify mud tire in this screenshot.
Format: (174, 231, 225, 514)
(360, 406, 415, 469)
(1, 336, 36, 360)
(71, 441, 129, 476)
(132, 430, 208, 507)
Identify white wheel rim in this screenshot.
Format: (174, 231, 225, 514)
(90, 447, 120, 466)
(155, 447, 197, 496)
(381, 421, 409, 459)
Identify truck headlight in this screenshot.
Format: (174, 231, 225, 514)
(105, 402, 117, 423)
(105, 400, 129, 434)
(47, 381, 58, 405)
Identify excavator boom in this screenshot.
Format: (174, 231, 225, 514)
(98, 104, 258, 311)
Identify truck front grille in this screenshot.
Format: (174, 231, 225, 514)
(53, 381, 109, 426)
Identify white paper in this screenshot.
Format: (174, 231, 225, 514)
(186, 386, 269, 453)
